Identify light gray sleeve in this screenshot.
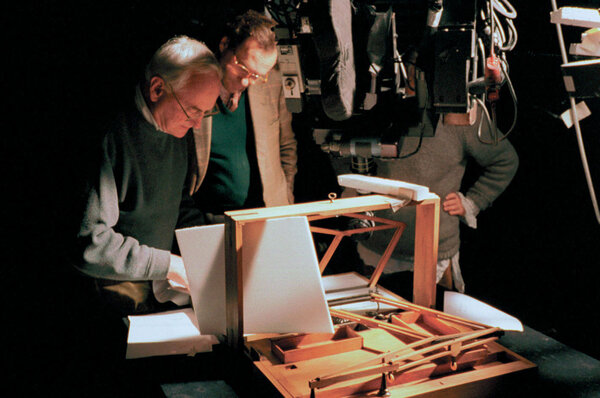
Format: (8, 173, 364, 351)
(75, 141, 170, 281)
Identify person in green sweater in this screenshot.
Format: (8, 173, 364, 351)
(191, 10, 297, 220)
(75, 35, 221, 315)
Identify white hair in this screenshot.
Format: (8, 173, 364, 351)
(145, 35, 222, 89)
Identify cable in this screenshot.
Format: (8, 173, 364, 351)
(478, 38, 487, 76)
(398, 73, 429, 159)
(550, 0, 600, 224)
(475, 96, 497, 145)
(492, 0, 517, 19)
(397, 122, 426, 159)
(499, 57, 518, 137)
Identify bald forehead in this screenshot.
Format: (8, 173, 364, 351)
(235, 37, 275, 58)
(237, 38, 278, 73)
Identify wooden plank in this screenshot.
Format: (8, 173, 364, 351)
(413, 200, 439, 308)
(224, 215, 244, 348)
(318, 234, 344, 273)
(225, 194, 437, 223)
(369, 223, 406, 289)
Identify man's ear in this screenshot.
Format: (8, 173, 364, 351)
(149, 76, 166, 103)
(219, 36, 230, 55)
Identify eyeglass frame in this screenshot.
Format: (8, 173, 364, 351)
(232, 55, 269, 84)
(163, 78, 220, 122)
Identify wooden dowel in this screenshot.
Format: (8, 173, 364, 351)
(391, 327, 500, 363)
(312, 328, 484, 384)
(309, 224, 400, 236)
(311, 362, 398, 390)
(329, 308, 429, 340)
(310, 332, 499, 390)
(342, 213, 406, 227)
(371, 293, 490, 329)
(369, 224, 406, 288)
(319, 234, 344, 273)
(393, 336, 499, 374)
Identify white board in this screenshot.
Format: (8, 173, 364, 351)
(176, 224, 226, 336)
(176, 216, 334, 336)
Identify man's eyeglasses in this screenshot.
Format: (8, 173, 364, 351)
(232, 56, 269, 84)
(164, 79, 219, 122)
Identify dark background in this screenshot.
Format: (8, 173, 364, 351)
(6, 0, 600, 390)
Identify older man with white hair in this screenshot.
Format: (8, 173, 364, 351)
(75, 35, 222, 315)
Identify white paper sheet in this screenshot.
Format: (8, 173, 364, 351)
(176, 216, 334, 336)
(337, 174, 431, 201)
(322, 272, 408, 314)
(443, 291, 523, 332)
(241, 217, 334, 334)
(125, 308, 218, 359)
(175, 224, 226, 335)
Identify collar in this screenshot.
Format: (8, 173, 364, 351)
(134, 85, 166, 133)
(219, 85, 244, 113)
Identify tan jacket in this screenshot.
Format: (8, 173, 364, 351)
(190, 68, 297, 207)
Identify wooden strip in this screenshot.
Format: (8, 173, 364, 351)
(311, 332, 500, 390)
(309, 226, 343, 235)
(312, 330, 477, 384)
(319, 234, 344, 273)
(341, 213, 407, 226)
(225, 195, 407, 223)
(413, 200, 439, 308)
(369, 224, 406, 288)
(371, 293, 490, 329)
(225, 216, 244, 348)
(393, 336, 499, 374)
(310, 224, 399, 236)
(329, 308, 429, 340)
(341, 224, 400, 235)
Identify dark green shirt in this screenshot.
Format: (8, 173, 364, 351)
(196, 93, 263, 213)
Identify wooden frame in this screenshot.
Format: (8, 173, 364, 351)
(224, 194, 439, 348)
(223, 195, 535, 396)
(245, 288, 536, 397)
(271, 326, 363, 364)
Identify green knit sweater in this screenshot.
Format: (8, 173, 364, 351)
(76, 109, 190, 280)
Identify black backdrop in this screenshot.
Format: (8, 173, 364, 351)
(6, 0, 600, 389)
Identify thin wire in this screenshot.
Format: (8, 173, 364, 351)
(500, 58, 518, 137)
(478, 38, 486, 71)
(475, 97, 497, 145)
(397, 82, 428, 160)
(398, 122, 426, 159)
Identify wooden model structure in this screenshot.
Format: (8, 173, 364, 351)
(224, 193, 535, 397)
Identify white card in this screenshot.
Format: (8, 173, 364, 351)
(443, 291, 523, 332)
(176, 216, 334, 336)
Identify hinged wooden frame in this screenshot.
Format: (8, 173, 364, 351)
(224, 194, 440, 348)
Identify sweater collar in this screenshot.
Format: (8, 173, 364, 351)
(134, 85, 166, 133)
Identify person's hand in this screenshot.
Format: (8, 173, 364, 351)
(443, 192, 466, 216)
(167, 254, 190, 294)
